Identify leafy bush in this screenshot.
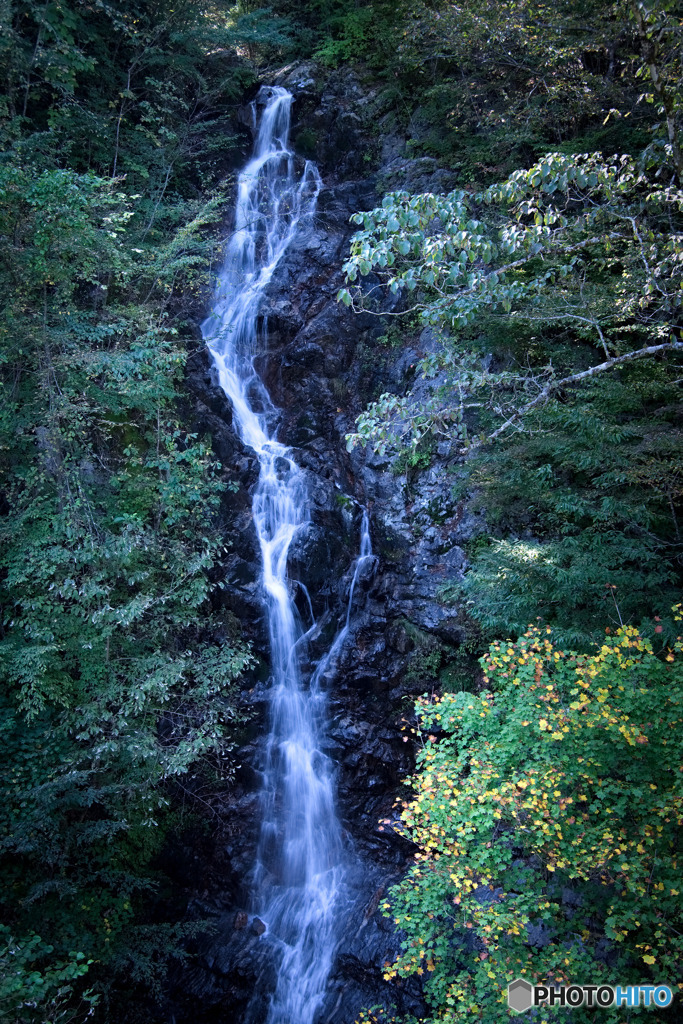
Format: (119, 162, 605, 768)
(382, 613, 683, 1021)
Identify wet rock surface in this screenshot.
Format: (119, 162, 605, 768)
(170, 63, 481, 1024)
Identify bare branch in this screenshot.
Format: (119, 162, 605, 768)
(485, 339, 683, 442)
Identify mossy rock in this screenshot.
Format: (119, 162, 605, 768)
(293, 127, 318, 159)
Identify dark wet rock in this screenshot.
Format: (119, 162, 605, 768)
(272, 64, 380, 180)
(562, 887, 584, 907)
(526, 920, 555, 948)
(320, 860, 427, 1024)
(379, 154, 459, 194)
(171, 908, 279, 1023)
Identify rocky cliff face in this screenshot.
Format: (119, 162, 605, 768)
(168, 64, 482, 1024)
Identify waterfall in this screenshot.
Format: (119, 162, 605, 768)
(202, 86, 373, 1024)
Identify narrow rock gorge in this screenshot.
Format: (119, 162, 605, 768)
(166, 64, 481, 1024)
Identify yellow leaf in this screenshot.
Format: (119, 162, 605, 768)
(642, 954, 656, 965)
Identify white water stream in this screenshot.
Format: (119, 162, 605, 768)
(202, 86, 373, 1024)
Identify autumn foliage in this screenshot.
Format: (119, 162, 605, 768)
(382, 611, 683, 1021)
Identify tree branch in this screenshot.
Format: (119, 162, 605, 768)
(485, 340, 683, 442)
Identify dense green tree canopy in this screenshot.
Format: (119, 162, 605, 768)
(0, 2, 266, 1020)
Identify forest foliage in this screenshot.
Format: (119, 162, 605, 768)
(0, 2, 269, 1020)
(376, 613, 683, 1022)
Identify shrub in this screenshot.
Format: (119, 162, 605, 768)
(383, 610, 683, 1021)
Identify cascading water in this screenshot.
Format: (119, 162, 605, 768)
(202, 86, 374, 1024)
